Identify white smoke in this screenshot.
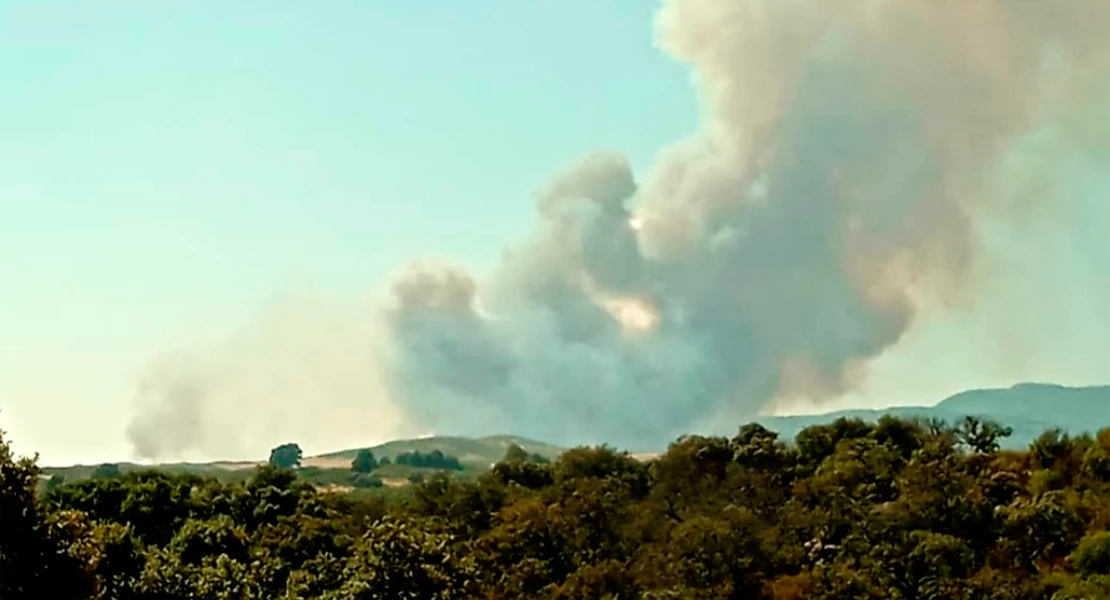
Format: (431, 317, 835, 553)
(127, 0, 1110, 458)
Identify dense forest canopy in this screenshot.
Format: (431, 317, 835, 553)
(2, 416, 1109, 599)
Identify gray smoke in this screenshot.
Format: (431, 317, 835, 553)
(128, 0, 1110, 458)
(126, 296, 413, 460)
(126, 355, 208, 460)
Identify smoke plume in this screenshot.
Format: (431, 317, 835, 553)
(127, 0, 1110, 458)
(126, 296, 412, 460)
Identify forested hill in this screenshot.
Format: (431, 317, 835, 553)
(758, 383, 1109, 450)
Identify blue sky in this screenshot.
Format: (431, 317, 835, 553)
(2, 1, 1107, 465)
(0, 1, 695, 463)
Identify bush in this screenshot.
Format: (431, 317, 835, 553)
(92, 463, 122, 479)
(395, 450, 464, 471)
(1072, 531, 1110, 576)
(351, 473, 384, 489)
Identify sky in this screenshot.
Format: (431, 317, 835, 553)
(2, 1, 1107, 465)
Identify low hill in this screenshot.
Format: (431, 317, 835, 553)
(758, 383, 1109, 449)
(314, 434, 566, 468)
(42, 435, 566, 484)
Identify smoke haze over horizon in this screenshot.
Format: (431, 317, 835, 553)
(123, 0, 1110, 460)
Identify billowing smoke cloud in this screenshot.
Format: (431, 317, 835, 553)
(127, 0, 1110, 458)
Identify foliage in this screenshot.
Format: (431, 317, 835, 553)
(7, 418, 1110, 599)
(1072, 530, 1110, 575)
(503, 443, 551, 464)
(395, 449, 464, 471)
(91, 463, 121, 479)
(955, 415, 1014, 454)
(268, 442, 303, 469)
(350, 448, 378, 473)
(351, 473, 384, 489)
(0, 429, 94, 600)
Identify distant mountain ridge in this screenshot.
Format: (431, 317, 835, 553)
(757, 383, 1109, 449)
(318, 383, 1108, 461)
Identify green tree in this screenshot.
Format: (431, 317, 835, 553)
(46, 471, 199, 546)
(170, 515, 250, 565)
(502, 443, 550, 464)
(85, 521, 147, 599)
(395, 449, 464, 471)
(1071, 531, 1110, 576)
(503, 443, 530, 463)
(0, 429, 93, 600)
(489, 458, 554, 490)
(637, 510, 771, 598)
(242, 465, 310, 528)
(328, 517, 477, 599)
(732, 422, 793, 472)
(5, 416, 1110, 598)
(793, 418, 875, 470)
(954, 415, 1013, 454)
(871, 415, 924, 458)
(1082, 428, 1110, 483)
(552, 445, 647, 495)
(92, 463, 122, 479)
(268, 442, 303, 469)
(351, 449, 378, 473)
(45, 473, 66, 491)
(1031, 428, 1072, 470)
(997, 490, 1085, 569)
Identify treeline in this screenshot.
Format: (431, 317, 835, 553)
(2, 416, 1109, 599)
(394, 449, 464, 471)
(275, 444, 466, 474)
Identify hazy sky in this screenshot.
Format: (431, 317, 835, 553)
(2, 1, 1107, 465)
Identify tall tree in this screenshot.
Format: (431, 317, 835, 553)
(268, 443, 303, 469)
(0, 429, 93, 600)
(351, 449, 379, 473)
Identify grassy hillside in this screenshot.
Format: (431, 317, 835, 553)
(41, 461, 258, 485)
(41, 434, 566, 490)
(316, 434, 565, 467)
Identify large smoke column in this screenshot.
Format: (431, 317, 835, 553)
(127, 0, 1110, 458)
(376, 0, 1110, 448)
